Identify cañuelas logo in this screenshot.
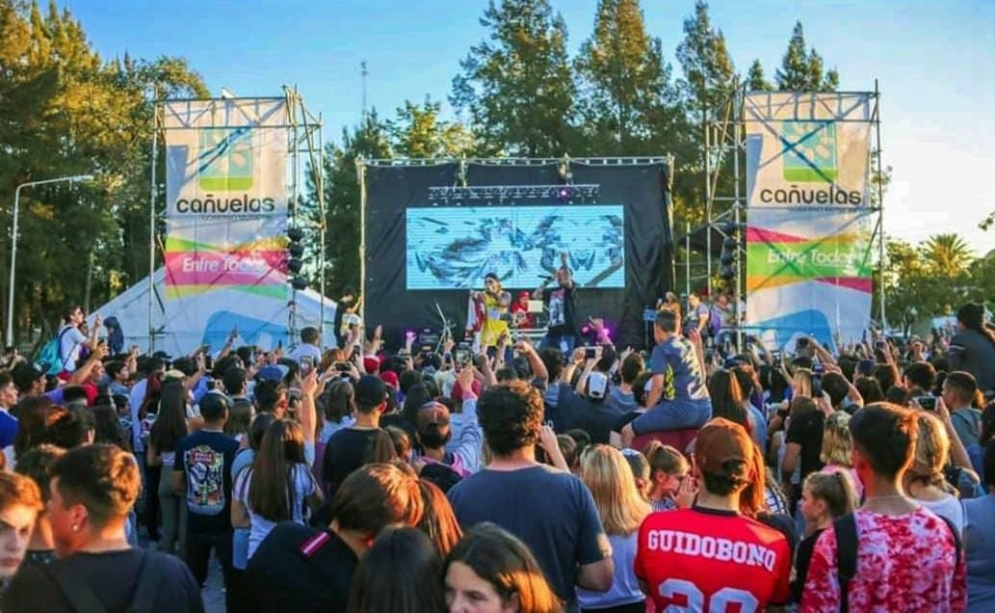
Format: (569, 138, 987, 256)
(757, 120, 862, 206)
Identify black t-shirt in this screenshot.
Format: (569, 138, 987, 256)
(546, 284, 577, 336)
(1, 550, 202, 613)
(247, 523, 358, 613)
(174, 429, 239, 534)
(559, 388, 625, 445)
(448, 465, 606, 607)
(322, 427, 382, 497)
(785, 411, 825, 481)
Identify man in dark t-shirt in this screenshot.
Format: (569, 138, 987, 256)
(558, 372, 624, 444)
(322, 375, 388, 497)
(173, 392, 239, 590)
(247, 463, 423, 612)
(3, 550, 203, 613)
(536, 252, 578, 353)
(448, 381, 613, 611)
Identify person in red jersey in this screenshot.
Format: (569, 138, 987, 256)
(801, 403, 967, 613)
(635, 417, 791, 612)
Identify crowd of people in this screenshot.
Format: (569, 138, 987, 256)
(0, 283, 991, 612)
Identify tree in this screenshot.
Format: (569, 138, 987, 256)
(451, 0, 576, 156)
(775, 22, 839, 92)
(307, 112, 392, 298)
(922, 233, 973, 277)
(676, 0, 736, 123)
(746, 59, 772, 91)
(574, 0, 678, 154)
(980, 210, 994, 232)
(0, 1, 206, 340)
(390, 97, 474, 159)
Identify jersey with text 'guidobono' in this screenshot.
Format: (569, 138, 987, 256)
(635, 507, 791, 612)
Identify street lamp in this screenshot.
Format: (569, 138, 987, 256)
(7, 174, 95, 347)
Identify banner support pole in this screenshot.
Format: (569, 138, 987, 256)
(873, 79, 888, 332)
(148, 91, 159, 353)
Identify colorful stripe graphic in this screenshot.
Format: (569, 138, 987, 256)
(745, 227, 872, 294)
(165, 235, 288, 299)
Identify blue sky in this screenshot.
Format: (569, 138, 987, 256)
(61, 0, 995, 254)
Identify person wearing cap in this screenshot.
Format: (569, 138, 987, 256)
(321, 375, 394, 498)
(634, 417, 791, 611)
(448, 379, 614, 609)
(535, 250, 578, 354)
(557, 346, 625, 445)
(621, 307, 712, 443)
(948, 303, 995, 398)
(510, 290, 535, 329)
(414, 367, 482, 478)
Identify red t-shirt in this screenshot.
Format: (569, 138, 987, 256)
(635, 507, 791, 611)
(801, 507, 966, 613)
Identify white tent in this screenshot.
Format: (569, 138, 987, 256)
(90, 267, 337, 356)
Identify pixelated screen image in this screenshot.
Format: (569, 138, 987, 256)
(406, 205, 625, 290)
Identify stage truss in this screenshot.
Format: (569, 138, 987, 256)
(148, 87, 325, 351)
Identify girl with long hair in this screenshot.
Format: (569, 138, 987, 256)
(224, 398, 254, 443)
(444, 523, 563, 613)
(642, 441, 690, 512)
(904, 411, 968, 533)
(347, 526, 446, 613)
(819, 410, 863, 499)
(416, 480, 463, 558)
(146, 380, 189, 556)
(792, 471, 858, 603)
(707, 369, 751, 431)
(576, 445, 651, 613)
(241, 419, 323, 559)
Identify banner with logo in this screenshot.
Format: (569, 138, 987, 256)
(162, 99, 292, 350)
(745, 92, 873, 207)
(745, 208, 874, 351)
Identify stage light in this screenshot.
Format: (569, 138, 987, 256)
(288, 258, 303, 274)
(289, 243, 305, 258)
(291, 277, 308, 291)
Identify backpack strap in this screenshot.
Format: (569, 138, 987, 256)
(833, 513, 858, 613)
(44, 561, 109, 613)
(936, 514, 963, 567)
(128, 550, 167, 613)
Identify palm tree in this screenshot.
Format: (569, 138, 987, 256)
(922, 233, 973, 277)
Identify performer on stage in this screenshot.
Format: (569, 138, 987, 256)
(466, 273, 511, 352)
(534, 251, 578, 353)
(509, 291, 535, 329)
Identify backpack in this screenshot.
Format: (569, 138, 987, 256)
(834, 512, 961, 613)
(43, 549, 169, 613)
(707, 304, 723, 337)
(37, 326, 75, 375)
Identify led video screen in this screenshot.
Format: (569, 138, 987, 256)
(406, 205, 625, 290)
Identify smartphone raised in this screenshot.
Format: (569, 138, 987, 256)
(916, 396, 937, 411)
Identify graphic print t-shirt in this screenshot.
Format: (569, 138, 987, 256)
(801, 507, 967, 613)
(176, 429, 239, 533)
(546, 285, 577, 336)
(635, 507, 791, 611)
(650, 337, 708, 401)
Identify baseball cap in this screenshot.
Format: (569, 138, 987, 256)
(586, 371, 609, 400)
(363, 356, 381, 375)
(355, 375, 388, 408)
(380, 370, 399, 390)
(257, 364, 289, 382)
(694, 418, 756, 482)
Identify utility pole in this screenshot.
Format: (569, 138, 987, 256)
(361, 60, 369, 120)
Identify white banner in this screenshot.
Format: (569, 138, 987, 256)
(163, 99, 289, 219)
(745, 92, 873, 208)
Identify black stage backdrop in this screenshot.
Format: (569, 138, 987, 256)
(362, 161, 672, 349)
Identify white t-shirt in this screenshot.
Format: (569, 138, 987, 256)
(235, 463, 317, 559)
(58, 325, 88, 370)
(286, 343, 322, 365)
(921, 494, 966, 535)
